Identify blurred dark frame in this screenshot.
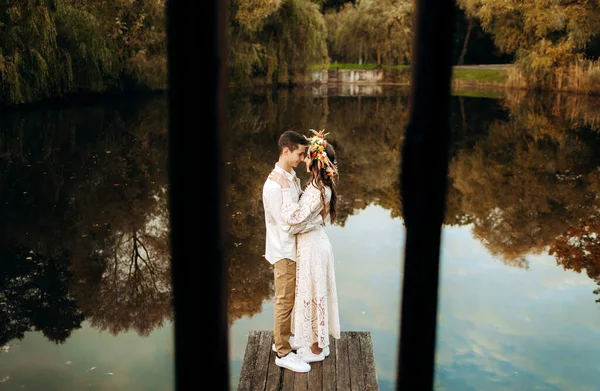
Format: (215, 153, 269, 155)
(165, 0, 455, 389)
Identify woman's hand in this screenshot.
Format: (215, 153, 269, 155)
(268, 171, 290, 188)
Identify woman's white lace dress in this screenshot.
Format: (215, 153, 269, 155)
(280, 183, 341, 349)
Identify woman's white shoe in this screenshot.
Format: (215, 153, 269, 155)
(296, 346, 326, 363)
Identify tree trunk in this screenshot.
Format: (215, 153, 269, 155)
(458, 17, 473, 65)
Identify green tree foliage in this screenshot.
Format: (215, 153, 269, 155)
(325, 0, 413, 66)
(0, 0, 166, 105)
(229, 0, 328, 86)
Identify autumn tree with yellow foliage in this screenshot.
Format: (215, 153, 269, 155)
(458, 0, 600, 91)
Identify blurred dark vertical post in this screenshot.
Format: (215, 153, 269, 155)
(397, 0, 455, 389)
(166, 0, 230, 390)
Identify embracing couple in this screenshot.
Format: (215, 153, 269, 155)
(262, 129, 341, 373)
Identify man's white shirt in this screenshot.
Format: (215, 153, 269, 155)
(262, 163, 320, 264)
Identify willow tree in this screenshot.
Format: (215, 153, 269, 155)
(229, 0, 328, 86)
(326, 0, 413, 66)
(72, 0, 167, 90)
(0, 0, 166, 106)
(0, 0, 106, 104)
(461, 0, 600, 88)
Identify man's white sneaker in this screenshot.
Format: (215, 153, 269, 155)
(271, 335, 306, 353)
(296, 346, 326, 363)
(275, 352, 311, 373)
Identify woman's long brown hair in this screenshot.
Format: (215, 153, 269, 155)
(306, 143, 337, 224)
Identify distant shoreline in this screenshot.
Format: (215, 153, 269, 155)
(308, 63, 600, 96)
(310, 63, 510, 88)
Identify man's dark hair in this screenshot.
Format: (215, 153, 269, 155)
(278, 130, 309, 155)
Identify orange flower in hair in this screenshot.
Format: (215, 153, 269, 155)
(305, 129, 338, 177)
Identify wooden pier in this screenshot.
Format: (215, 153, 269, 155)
(238, 330, 379, 391)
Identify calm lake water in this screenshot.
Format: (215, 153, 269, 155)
(2, 86, 600, 390)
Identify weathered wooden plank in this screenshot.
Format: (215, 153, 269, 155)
(294, 371, 308, 391)
(322, 336, 337, 391)
(347, 331, 365, 391)
(265, 336, 282, 391)
(359, 332, 379, 391)
(308, 359, 323, 390)
(282, 363, 295, 389)
(238, 330, 261, 391)
(336, 333, 350, 390)
(250, 331, 273, 390)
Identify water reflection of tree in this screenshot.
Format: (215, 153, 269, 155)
(69, 193, 172, 337)
(446, 91, 600, 304)
(0, 94, 172, 343)
(0, 246, 85, 345)
(226, 88, 600, 315)
(67, 97, 172, 336)
(550, 220, 600, 302)
(323, 94, 410, 220)
(448, 93, 600, 267)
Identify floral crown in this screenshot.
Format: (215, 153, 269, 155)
(305, 129, 338, 177)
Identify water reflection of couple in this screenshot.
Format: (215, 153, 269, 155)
(262, 129, 341, 373)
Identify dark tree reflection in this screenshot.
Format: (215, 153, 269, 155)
(0, 94, 172, 344)
(0, 246, 84, 345)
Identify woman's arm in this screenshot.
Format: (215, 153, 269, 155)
(267, 171, 323, 233)
(268, 171, 323, 226)
(280, 185, 323, 226)
(283, 214, 323, 235)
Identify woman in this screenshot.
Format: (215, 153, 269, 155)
(268, 128, 341, 363)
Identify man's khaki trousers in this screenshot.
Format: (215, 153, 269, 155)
(273, 258, 296, 357)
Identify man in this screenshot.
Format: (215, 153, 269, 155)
(262, 130, 322, 373)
